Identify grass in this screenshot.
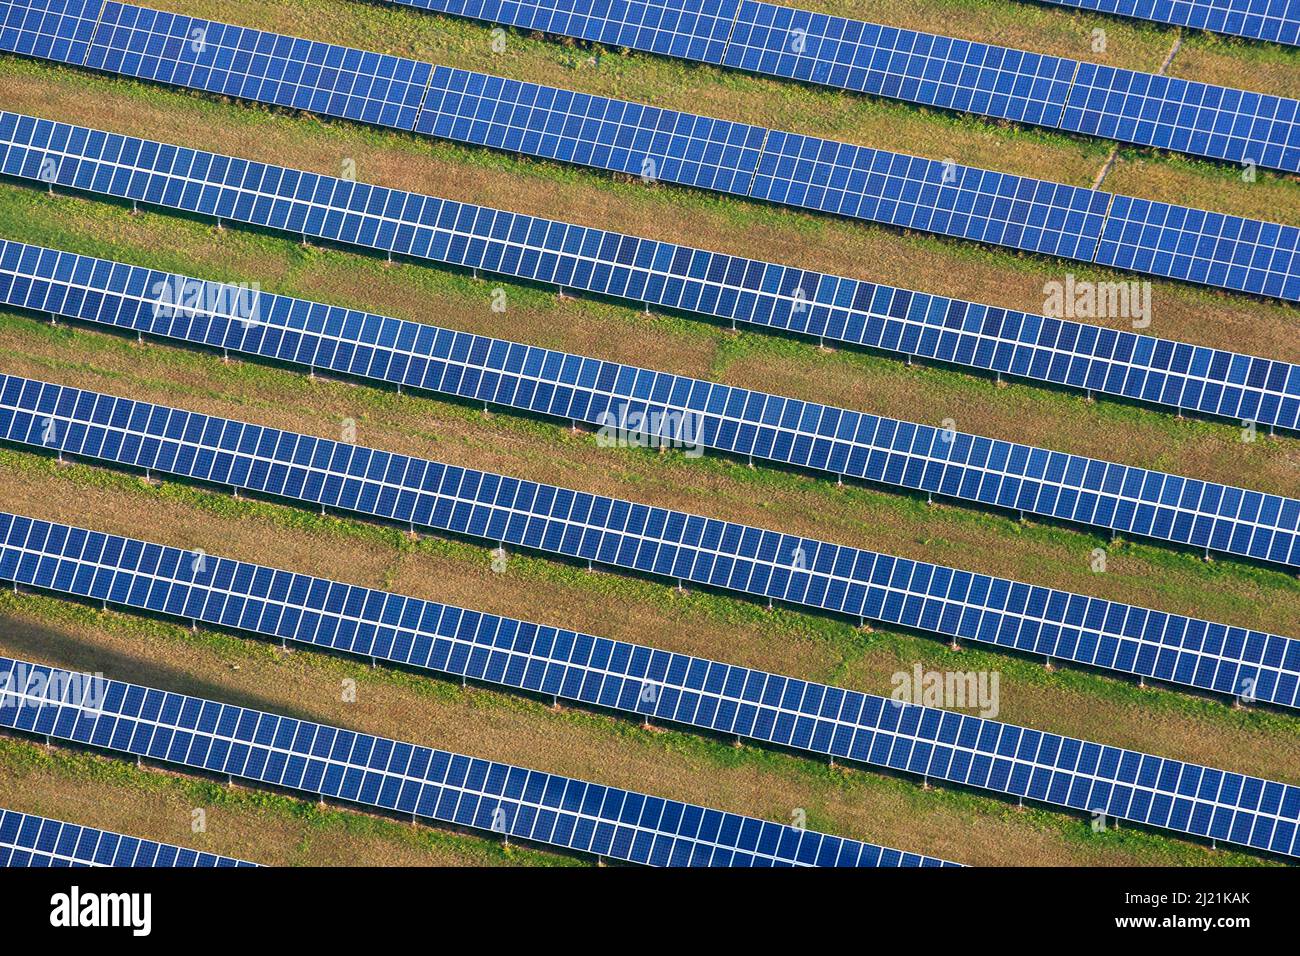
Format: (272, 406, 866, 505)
(0, 589, 1282, 866)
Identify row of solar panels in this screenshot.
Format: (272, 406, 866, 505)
(3, 372, 1296, 709)
(381, 0, 1300, 172)
(3, 2, 1298, 302)
(5, 237, 1298, 571)
(0, 808, 255, 866)
(0, 653, 951, 866)
(4, 112, 1298, 436)
(3, 510, 1298, 858)
(1037, 0, 1299, 46)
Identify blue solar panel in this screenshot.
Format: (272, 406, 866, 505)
(4, 3, 1299, 300)
(4, 510, 1297, 858)
(399, 0, 742, 62)
(749, 130, 1109, 261)
(0, 807, 256, 866)
(3, 373, 1297, 709)
(87, 2, 432, 130)
(374, 0, 1300, 171)
(723, 1, 1077, 128)
(0, 654, 949, 866)
(3, 112, 1297, 431)
(1062, 63, 1299, 172)
(5, 238, 1299, 569)
(0, 0, 98, 64)
(415, 65, 767, 195)
(74, 3, 1109, 260)
(1031, 0, 1300, 47)
(1097, 194, 1300, 300)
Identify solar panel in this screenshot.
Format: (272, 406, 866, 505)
(3, 509, 1296, 858)
(747, 130, 1109, 262)
(3, 113, 1297, 431)
(5, 238, 1299, 570)
(0, 806, 256, 866)
(3, 373, 1296, 709)
(723, 1, 1078, 128)
(4, 3, 1299, 300)
(397, 0, 742, 66)
(1097, 194, 1300, 299)
(376, 0, 1300, 171)
(725, 1, 1298, 173)
(1030, 0, 1300, 47)
(415, 65, 767, 195)
(78, 2, 1112, 260)
(87, 2, 432, 131)
(1061, 63, 1299, 172)
(0, 654, 951, 866)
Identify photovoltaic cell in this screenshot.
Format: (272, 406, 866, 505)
(4, 510, 1298, 858)
(3, 2, 1298, 299)
(2, 373, 1296, 709)
(0, 807, 256, 866)
(1097, 193, 1300, 299)
(1031, 0, 1300, 47)
(0, 653, 949, 866)
(749, 130, 1108, 261)
(5, 238, 1299, 569)
(78, 3, 1108, 259)
(3, 111, 1297, 431)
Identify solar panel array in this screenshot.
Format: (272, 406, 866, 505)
(1033, 0, 1300, 47)
(0, 654, 950, 866)
(4, 509, 1298, 857)
(3, 113, 1298, 432)
(382, 0, 1300, 172)
(3, 3, 1299, 302)
(0, 0, 1296, 870)
(0, 807, 255, 866)
(6, 238, 1300, 570)
(3, 372, 1297, 709)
